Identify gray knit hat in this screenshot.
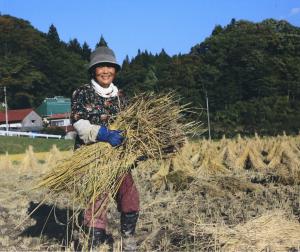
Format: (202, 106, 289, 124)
(88, 46, 121, 72)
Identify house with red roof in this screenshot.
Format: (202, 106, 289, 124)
(0, 108, 43, 131)
(44, 112, 74, 133)
(35, 96, 73, 133)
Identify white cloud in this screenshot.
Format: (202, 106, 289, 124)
(290, 7, 300, 16)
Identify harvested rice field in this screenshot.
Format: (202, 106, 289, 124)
(1, 134, 300, 251)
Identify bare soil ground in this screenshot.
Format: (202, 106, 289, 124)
(1, 137, 300, 251)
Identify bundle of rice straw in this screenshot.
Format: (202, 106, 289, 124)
(196, 210, 300, 251)
(222, 210, 300, 251)
(36, 92, 199, 209)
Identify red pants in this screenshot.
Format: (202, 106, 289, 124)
(83, 173, 139, 229)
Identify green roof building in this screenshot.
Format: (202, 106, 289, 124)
(36, 96, 71, 117)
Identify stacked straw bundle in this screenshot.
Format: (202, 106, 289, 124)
(36, 92, 198, 208)
(209, 210, 300, 251)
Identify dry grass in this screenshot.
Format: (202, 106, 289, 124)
(197, 210, 300, 251)
(0, 134, 300, 251)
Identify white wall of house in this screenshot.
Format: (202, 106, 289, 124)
(0, 123, 22, 130)
(49, 118, 70, 127)
(22, 111, 43, 129)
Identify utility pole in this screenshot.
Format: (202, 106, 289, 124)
(205, 90, 211, 141)
(4, 86, 8, 133)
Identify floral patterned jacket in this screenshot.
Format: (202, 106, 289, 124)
(71, 83, 127, 149)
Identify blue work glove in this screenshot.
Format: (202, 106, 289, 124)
(97, 125, 124, 147)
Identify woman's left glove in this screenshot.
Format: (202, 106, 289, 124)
(97, 125, 124, 147)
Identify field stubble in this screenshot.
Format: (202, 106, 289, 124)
(0, 135, 300, 251)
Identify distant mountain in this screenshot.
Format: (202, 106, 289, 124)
(0, 15, 89, 109)
(1, 15, 300, 136)
(188, 19, 300, 135)
(118, 18, 300, 136)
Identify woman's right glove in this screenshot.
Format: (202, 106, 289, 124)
(97, 125, 124, 147)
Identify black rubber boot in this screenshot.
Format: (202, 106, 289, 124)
(120, 212, 139, 252)
(85, 227, 114, 250)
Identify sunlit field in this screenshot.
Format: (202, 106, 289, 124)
(1, 134, 300, 251)
(0, 136, 74, 154)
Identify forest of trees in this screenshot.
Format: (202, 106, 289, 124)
(1, 15, 300, 137)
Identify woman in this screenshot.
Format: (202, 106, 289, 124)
(71, 46, 139, 250)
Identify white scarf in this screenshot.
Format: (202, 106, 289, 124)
(91, 79, 119, 98)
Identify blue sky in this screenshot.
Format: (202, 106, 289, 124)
(1, 0, 300, 63)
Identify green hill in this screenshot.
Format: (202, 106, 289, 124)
(1, 15, 300, 136)
(0, 15, 88, 109)
(118, 18, 300, 136)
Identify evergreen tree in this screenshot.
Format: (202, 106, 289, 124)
(140, 66, 158, 92)
(47, 24, 60, 44)
(67, 38, 82, 55)
(122, 55, 130, 70)
(96, 35, 108, 48)
(82, 41, 91, 61)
